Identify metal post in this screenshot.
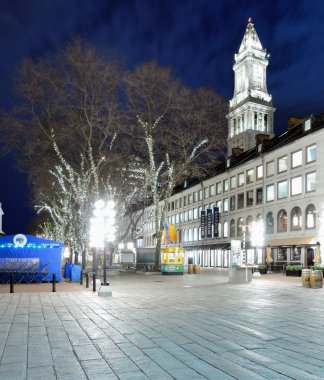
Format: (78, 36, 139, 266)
(103, 245, 107, 286)
(9, 273, 14, 294)
(93, 273, 96, 292)
(52, 274, 56, 292)
(85, 273, 89, 288)
(80, 271, 83, 285)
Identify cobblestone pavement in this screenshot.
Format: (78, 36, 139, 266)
(0, 270, 324, 379)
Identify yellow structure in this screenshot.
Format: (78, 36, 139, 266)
(161, 247, 184, 274)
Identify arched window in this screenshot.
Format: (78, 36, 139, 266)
(188, 229, 192, 242)
(218, 223, 222, 238)
(277, 209, 288, 232)
(193, 228, 198, 241)
(230, 219, 235, 237)
(306, 204, 316, 229)
(291, 207, 302, 231)
(265, 212, 274, 234)
(223, 221, 228, 238)
(237, 218, 244, 237)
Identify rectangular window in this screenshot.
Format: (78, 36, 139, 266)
(277, 180, 288, 199)
(278, 156, 288, 173)
(209, 185, 215, 197)
(175, 200, 178, 209)
(230, 196, 235, 211)
(291, 176, 302, 195)
(306, 144, 316, 163)
(198, 189, 203, 201)
(193, 208, 198, 220)
(238, 173, 245, 186)
(237, 193, 244, 209)
(256, 165, 263, 179)
(256, 188, 263, 204)
(230, 176, 236, 190)
(246, 169, 254, 184)
(179, 198, 182, 208)
(216, 182, 222, 195)
(188, 209, 193, 221)
(171, 215, 175, 224)
(216, 200, 222, 211)
(292, 150, 302, 168)
(175, 213, 179, 224)
(266, 184, 274, 202)
(223, 179, 228, 192)
(306, 172, 316, 192)
(223, 198, 229, 212)
(183, 196, 187, 206)
(184, 211, 188, 222)
(246, 190, 253, 206)
(188, 194, 193, 205)
(204, 187, 209, 199)
(266, 161, 274, 177)
(193, 192, 197, 203)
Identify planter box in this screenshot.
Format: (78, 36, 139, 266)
(286, 271, 301, 277)
(259, 269, 267, 274)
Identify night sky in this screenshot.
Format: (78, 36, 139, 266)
(1, 0, 324, 234)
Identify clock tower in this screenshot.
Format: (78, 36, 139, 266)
(227, 18, 275, 154)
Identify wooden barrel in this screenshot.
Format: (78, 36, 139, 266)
(310, 270, 323, 288)
(188, 264, 193, 274)
(193, 264, 201, 274)
(301, 269, 311, 288)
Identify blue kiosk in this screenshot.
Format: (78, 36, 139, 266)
(0, 234, 64, 283)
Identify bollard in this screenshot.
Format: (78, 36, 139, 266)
(80, 270, 83, 285)
(9, 273, 14, 294)
(85, 273, 89, 288)
(93, 273, 96, 292)
(52, 274, 56, 292)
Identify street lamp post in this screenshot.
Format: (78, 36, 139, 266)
(251, 220, 264, 265)
(89, 199, 116, 289)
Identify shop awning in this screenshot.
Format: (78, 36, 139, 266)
(266, 236, 317, 246)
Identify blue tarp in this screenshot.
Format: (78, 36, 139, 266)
(0, 234, 64, 282)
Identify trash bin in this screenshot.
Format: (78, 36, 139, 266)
(71, 264, 82, 283)
(64, 261, 72, 279)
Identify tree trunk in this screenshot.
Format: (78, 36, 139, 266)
(155, 238, 162, 271)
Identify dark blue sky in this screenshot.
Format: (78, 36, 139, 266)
(1, 0, 324, 234)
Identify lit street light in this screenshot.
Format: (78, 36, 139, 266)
(89, 199, 116, 287)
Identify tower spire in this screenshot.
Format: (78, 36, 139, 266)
(226, 19, 275, 154)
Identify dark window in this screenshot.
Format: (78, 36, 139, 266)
(246, 190, 253, 207)
(237, 193, 244, 209)
(230, 196, 235, 211)
(256, 188, 263, 204)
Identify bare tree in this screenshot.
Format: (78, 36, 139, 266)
(123, 61, 227, 268)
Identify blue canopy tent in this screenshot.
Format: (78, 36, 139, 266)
(0, 234, 64, 282)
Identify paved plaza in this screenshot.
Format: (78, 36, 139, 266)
(0, 270, 324, 379)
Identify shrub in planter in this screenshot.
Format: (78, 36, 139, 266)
(286, 265, 302, 276)
(257, 264, 267, 274)
(310, 266, 324, 274)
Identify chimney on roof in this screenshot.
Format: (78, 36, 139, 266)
(231, 147, 244, 156)
(255, 134, 270, 143)
(288, 117, 303, 129)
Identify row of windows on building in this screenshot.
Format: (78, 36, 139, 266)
(166, 144, 316, 212)
(140, 204, 316, 246)
(140, 172, 312, 231)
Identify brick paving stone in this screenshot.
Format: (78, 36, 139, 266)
(27, 365, 56, 380)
